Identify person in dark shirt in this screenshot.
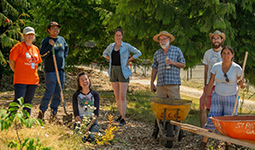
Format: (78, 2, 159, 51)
(37, 22, 68, 121)
(72, 72, 100, 142)
(102, 27, 141, 126)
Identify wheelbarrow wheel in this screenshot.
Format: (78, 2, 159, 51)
(165, 123, 173, 148)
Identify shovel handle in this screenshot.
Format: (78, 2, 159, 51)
(52, 47, 69, 115)
(232, 51, 248, 116)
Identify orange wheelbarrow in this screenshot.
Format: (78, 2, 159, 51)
(150, 97, 192, 148)
(210, 115, 255, 141)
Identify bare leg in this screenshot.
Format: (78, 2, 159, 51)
(111, 82, 122, 116)
(200, 108, 207, 128)
(119, 82, 129, 119)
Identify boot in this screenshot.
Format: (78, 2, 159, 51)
(49, 112, 57, 123)
(37, 110, 44, 120)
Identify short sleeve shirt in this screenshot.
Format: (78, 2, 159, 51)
(211, 62, 242, 96)
(202, 49, 222, 84)
(9, 42, 42, 85)
(151, 45, 186, 86)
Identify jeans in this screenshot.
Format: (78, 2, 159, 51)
(39, 70, 65, 115)
(74, 120, 99, 142)
(13, 84, 37, 115)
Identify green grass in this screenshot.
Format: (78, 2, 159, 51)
(99, 88, 255, 128)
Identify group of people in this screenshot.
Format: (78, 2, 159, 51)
(9, 22, 68, 121)
(8, 23, 246, 146)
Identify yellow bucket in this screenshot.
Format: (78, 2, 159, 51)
(150, 97, 192, 121)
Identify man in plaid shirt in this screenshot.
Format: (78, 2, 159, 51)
(150, 31, 186, 98)
(150, 31, 186, 141)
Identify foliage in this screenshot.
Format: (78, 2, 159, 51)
(0, 97, 50, 150)
(0, 0, 31, 87)
(28, 0, 112, 67)
(95, 115, 119, 145)
(1, 0, 254, 86)
(97, 0, 255, 85)
(0, 0, 30, 62)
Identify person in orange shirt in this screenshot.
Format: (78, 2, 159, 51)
(9, 26, 42, 116)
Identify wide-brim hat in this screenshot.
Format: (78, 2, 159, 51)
(153, 31, 175, 42)
(23, 26, 35, 35)
(209, 30, 226, 42)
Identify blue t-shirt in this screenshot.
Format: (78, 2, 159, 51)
(40, 36, 68, 72)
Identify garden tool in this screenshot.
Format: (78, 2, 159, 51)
(52, 47, 73, 123)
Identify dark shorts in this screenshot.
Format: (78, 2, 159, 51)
(110, 66, 129, 82)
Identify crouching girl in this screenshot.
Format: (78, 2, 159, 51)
(72, 72, 100, 142)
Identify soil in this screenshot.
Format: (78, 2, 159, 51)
(0, 67, 252, 150)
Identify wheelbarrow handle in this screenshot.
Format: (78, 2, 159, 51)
(52, 47, 69, 115)
(232, 51, 248, 116)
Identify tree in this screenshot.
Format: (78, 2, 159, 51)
(0, 0, 30, 86)
(29, 0, 113, 67)
(98, 0, 255, 85)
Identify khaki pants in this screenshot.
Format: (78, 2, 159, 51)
(156, 85, 181, 99)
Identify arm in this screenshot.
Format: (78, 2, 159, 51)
(64, 39, 69, 58)
(72, 93, 81, 123)
(166, 59, 185, 68)
(126, 56, 135, 66)
(86, 91, 100, 132)
(203, 73, 215, 109)
(9, 59, 15, 72)
(128, 44, 142, 59)
(40, 39, 54, 59)
(102, 44, 112, 59)
(105, 55, 110, 61)
(150, 68, 158, 92)
(172, 61, 185, 68)
(86, 115, 98, 132)
(166, 48, 185, 68)
(204, 65, 208, 86)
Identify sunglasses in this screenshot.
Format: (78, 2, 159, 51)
(224, 73, 229, 82)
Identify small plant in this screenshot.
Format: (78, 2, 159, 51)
(95, 115, 119, 145)
(208, 141, 214, 150)
(74, 105, 97, 138)
(0, 97, 50, 150)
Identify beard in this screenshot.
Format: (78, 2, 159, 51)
(213, 41, 223, 49)
(160, 40, 170, 49)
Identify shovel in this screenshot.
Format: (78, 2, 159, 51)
(52, 47, 73, 123)
(232, 51, 248, 116)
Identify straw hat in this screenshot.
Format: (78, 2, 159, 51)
(153, 31, 175, 42)
(209, 30, 226, 41)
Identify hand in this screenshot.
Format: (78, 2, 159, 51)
(49, 39, 55, 46)
(150, 83, 157, 92)
(165, 58, 174, 65)
(126, 59, 131, 67)
(239, 78, 246, 89)
(126, 61, 130, 67)
(85, 128, 90, 133)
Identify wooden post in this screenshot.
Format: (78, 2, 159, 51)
(187, 68, 189, 81)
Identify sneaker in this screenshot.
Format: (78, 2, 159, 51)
(37, 110, 44, 120)
(119, 119, 126, 126)
(115, 116, 122, 123)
